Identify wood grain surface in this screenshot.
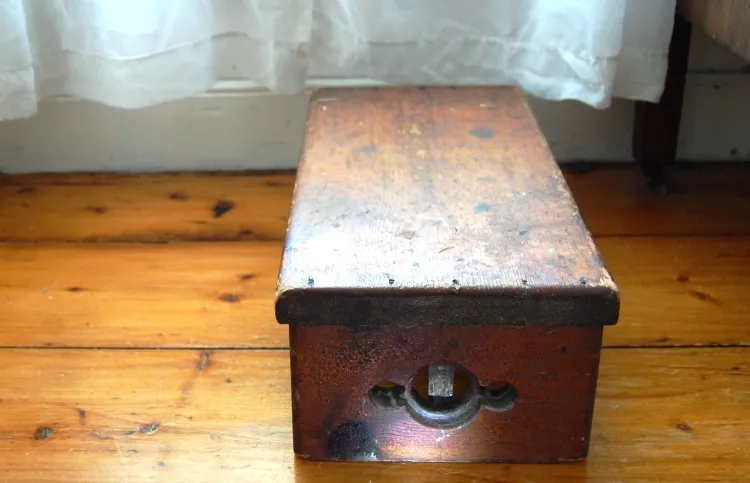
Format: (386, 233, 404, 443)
(0, 242, 282, 348)
(0, 348, 747, 482)
(601, 235, 750, 347)
(278, 87, 618, 334)
(0, 172, 294, 242)
(1, 165, 748, 243)
(0, 236, 747, 348)
(290, 325, 604, 462)
(680, 0, 750, 62)
(568, 163, 750, 236)
(1, 163, 749, 480)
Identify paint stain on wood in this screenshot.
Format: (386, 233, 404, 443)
(138, 423, 160, 435)
(213, 200, 234, 218)
(470, 127, 495, 139)
(196, 351, 211, 372)
(34, 427, 54, 440)
(475, 202, 491, 213)
(359, 145, 377, 153)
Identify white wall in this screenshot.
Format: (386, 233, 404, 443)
(0, 31, 748, 174)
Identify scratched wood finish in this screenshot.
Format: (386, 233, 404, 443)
(0, 236, 748, 348)
(1, 165, 749, 242)
(278, 87, 617, 327)
(0, 348, 747, 481)
(680, 0, 750, 62)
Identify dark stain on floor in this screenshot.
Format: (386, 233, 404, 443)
(138, 423, 160, 435)
(688, 290, 721, 306)
(218, 293, 241, 303)
(213, 200, 234, 218)
(34, 427, 54, 440)
(196, 351, 211, 372)
(87, 206, 108, 214)
(75, 408, 87, 425)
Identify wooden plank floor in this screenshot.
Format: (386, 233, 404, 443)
(0, 164, 749, 481)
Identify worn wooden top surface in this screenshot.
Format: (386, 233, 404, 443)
(277, 87, 617, 326)
(0, 165, 749, 481)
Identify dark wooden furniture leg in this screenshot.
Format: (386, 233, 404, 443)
(632, 14, 692, 185)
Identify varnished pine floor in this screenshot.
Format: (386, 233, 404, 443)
(0, 164, 748, 482)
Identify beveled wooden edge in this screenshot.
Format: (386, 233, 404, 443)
(275, 287, 619, 327)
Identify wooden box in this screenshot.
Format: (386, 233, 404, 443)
(275, 87, 619, 462)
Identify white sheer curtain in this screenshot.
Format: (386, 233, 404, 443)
(0, 0, 675, 121)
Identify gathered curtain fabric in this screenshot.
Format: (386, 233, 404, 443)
(0, 0, 675, 121)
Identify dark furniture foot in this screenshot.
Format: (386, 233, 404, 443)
(632, 14, 692, 186)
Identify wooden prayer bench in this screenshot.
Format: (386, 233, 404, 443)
(275, 87, 620, 463)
